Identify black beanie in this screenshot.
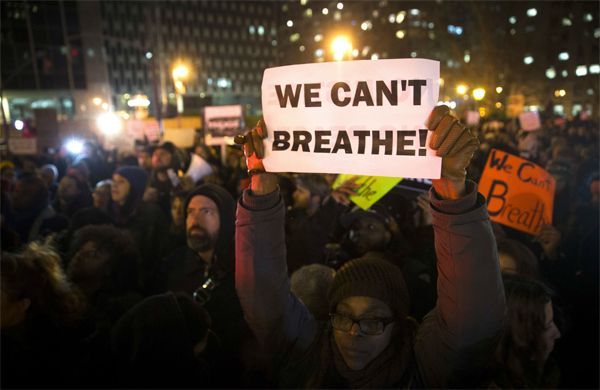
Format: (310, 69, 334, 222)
(184, 184, 235, 270)
(328, 257, 410, 318)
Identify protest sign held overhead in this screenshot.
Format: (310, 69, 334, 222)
(519, 111, 541, 131)
(261, 59, 441, 178)
(478, 148, 555, 235)
(333, 174, 402, 210)
(204, 105, 244, 139)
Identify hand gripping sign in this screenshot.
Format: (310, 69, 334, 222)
(261, 59, 441, 178)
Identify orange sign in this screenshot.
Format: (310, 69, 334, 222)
(478, 149, 555, 235)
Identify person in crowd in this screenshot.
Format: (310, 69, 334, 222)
(92, 179, 112, 213)
(290, 264, 336, 321)
(110, 292, 212, 388)
(165, 190, 188, 253)
(39, 163, 59, 200)
(286, 173, 349, 273)
(108, 166, 170, 292)
(149, 141, 188, 216)
(338, 204, 436, 320)
(235, 108, 505, 387)
(155, 183, 251, 386)
(1, 160, 17, 193)
(1, 242, 87, 388)
(497, 237, 540, 280)
(66, 224, 143, 386)
(54, 170, 94, 218)
(490, 275, 561, 388)
(4, 173, 68, 243)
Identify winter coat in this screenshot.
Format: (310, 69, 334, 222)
(235, 180, 506, 388)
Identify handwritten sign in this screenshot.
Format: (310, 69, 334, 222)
(519, 111, 541, 131)
(333, 174, 402, 210)
(261, 59, 441, 178)
(204, 105, 244, 140)
(478, 149, 555, 235)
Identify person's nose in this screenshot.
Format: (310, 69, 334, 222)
(348, 322, 361, 336)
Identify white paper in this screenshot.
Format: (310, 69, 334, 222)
(519, 111, 541, 131)
(186, 153, 213, 183)
(261, 59, 441, 178)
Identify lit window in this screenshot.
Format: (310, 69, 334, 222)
(372, 10, 379, 18)
(395, 30, 406, 39)
(448, 25, 456, 34)
(258, 26, 265, 35)
(561, 70, 568, 77)
(562, 18, 572, 26)
(510, 29, 516, 35)
(334, 11, 342, 21)
(362, 46, 370, 56)
(322, 7, 328, 15)
(587, 88, 594, 95)
(388, 14, 395, 23)
(546, 68, 556, 79)
(315, 48, 324, 57)
(271, 40, 277, 46)
(589, 64, 600, 74)
(595, 28, 600, 38)
(523, 55, 534, 65)
(305, 8, 313, 17)
(455, 26, 463, 35)
(300, 0, 308, 5)
(584, 13, 593, 22)
(410, 9, 419, 16)
(290, 33, 300, 42)
(428, 22, 434, 29)
(371, 53, 379, 60)
(464, 52, 470, 63)
(396, 11, 405, 23)
(410, 51, 417, 58)
(337, 2, 344, 10)
(286, 20, 293, 27)
(352, 48, 359, 57)
(314, 34, 323, 42)
(299, 45, 305, 52)
(575, 65, 588, 77)
(509, 16, 516, 24)
(526, 8, 537, 17)
(428, 31, 435, 40)
(558, 52, 569, 61)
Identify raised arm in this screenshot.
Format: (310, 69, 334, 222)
(234, 121, 317, 359)
(415, 106, 506, 387)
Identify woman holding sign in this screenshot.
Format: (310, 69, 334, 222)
(234, 106, 505, 387)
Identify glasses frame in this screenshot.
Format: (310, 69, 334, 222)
(329, 312, 396, 335)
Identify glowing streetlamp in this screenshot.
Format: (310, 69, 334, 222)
(331, 35, 353, 61)
(96, 112, 123, 137)
(456, 84, 468, 95)
(172, 63, 191, 114)
(473, 87, 486, 101)
(496, 86, 503, 94)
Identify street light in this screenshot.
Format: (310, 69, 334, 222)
(473, 88, 486, 101)
(456, 84, 468, 95)
(172, 63, 191, 114)
(331, 35, 353, 61)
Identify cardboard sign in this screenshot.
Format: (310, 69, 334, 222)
(466, 111, 480, 126)
(204, 105, 244, 139)
(519, 111, 541, 131)
(163, 128, 196, 148)
(8, 137, 37, 155)
(478, 149, 555, 235)
(261, 59, 441, 178)
(333, 174, 402, 210)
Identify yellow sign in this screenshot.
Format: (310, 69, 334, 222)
(333, 174, 402, 210)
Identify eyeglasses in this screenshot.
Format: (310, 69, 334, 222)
(329, 313, 395, 335)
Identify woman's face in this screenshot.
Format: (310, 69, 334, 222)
(171, 197, 185, 227)
(111, 174, 131, 205)
(541, 301, 561, 361)
(333, 296, 394, 370)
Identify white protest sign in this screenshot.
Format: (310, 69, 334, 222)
(466, 110, 480, 126)
(204, 105, 244, 140)
(261, 59, 441, 178)
(519, 111, 541, 131)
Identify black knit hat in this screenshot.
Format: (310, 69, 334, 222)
(328, 257, 410, 318)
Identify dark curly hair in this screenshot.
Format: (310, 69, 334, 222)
(1, 242, 86, 327)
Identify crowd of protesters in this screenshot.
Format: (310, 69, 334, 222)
(0, 106, 597, 389)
